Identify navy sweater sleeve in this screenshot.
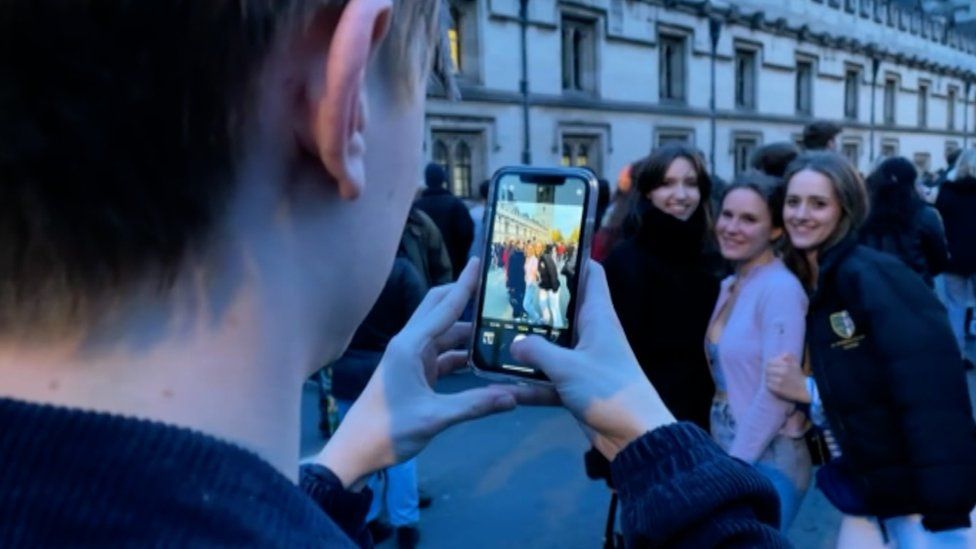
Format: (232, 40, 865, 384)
(611, 423, 789, 548)
(300, 465, 374, 548)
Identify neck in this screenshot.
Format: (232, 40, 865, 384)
(734, 248, 776, 279)
(805, 250, 820, 289)
(0, 246, 313, 482)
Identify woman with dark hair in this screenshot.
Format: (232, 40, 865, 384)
(860, 156, 948, 287)
(707, 172, 811, 530)
(602, 142, 719, 430)
(766, 151, 976, 546)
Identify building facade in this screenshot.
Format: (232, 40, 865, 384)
(427, 0, 976, 197)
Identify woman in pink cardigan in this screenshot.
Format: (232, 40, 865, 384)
(706, 172, 811, 530)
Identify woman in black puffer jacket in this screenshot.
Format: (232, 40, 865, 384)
(766, 151, 976, 546)
(936, 149, 976, 361)
(602, 143, 721, 431)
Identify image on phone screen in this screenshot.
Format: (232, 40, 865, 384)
(472, 169, 593, 382)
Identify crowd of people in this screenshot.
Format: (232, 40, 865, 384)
(491, 239, 572, 327)
(2, 2, 975, 549)
(586, 124, 976, 546)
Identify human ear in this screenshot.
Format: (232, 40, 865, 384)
(305, 0, 392, 200)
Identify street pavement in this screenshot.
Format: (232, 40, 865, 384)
(301, 342, 976, 548)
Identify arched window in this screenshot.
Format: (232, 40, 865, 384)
(433, 140, 449, 174)
(576, 143, 589, 167)
(453, 141, 472, 198)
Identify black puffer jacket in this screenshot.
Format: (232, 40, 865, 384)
(860, 205, 947, 287)
(603, 203, 719, 430)
(935, 175, 976, 276)
(807, 236, 976, 530)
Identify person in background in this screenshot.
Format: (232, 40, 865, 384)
(505, 240, 527, 319)
(935, 148, 976, 370)
(603, 143, 719, 430)
(414, 163, 474, 280)
(400, 206, 453, 291)
(767, 151, 976, 547)
(330, 257, 426, 548)
(467, 179, 491, 260)
(801, 121, 842, 151)
(860, 156, 948, 288)
(591, 163, 633, 262)
(750, 141, 801, 179)
(707, 172, 811, 530)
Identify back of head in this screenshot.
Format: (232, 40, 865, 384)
(802, 121, 842, 150)
(953, 149, 976, 181)
(750, 142, 801, 178)
(424, 162, 448, 189)
(946, 147, 962, 168)
(784, 151, 868, 247)
(864, 156, 920, 227)
(0, 0, 438, 338)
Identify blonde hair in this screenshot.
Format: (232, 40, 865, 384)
(954, 148, 976, 180)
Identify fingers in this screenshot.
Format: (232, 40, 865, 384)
(509, 335, 572, 383)
(434, 322, 472, 354)
(434, 350, 469, 378)
(420, 259, 480, 339)
(577, 261, 613, 317)
(495, 383, 562, 407)
(436, 386, 517, 428)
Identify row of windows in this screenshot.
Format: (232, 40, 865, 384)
(556, 16, 964, 129)
(431, 127, 959, 198)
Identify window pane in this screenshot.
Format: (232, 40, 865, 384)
(449, 7, 462, 73)
(576, 144, 589, 167)
(562, 143, 572, 166)
(454, 141, 472, 197)
(433, 140, 449, 172)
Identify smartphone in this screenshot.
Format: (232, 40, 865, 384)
(469, 167, 598, 383)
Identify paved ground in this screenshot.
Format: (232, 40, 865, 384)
(301, 341, 976, 548)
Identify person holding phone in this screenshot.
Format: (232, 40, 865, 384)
(1, 0, 790, 546)
(765, 152, 976, 546)
(707, 172, 811, 530)
(602, 143, 720, 430)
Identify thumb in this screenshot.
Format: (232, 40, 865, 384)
(510, 335, 572, 382)
(436, 387, 517, 428)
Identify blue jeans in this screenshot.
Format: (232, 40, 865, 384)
(336, 400, 420, 527)
(710, 398, 811, 530)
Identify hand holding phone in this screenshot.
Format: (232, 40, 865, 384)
(469, 167, 597, 383)
(504, 261, 676, 461)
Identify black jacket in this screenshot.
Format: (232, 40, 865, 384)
(331, 257, 425, 401)
(859, 204, 948, 287)
(399, 208, 453, 290)
(603, 204, 719, 430)
(538, 254, 560, 291)
(935, 175, 976, 276)
(807, 236, 976, 530)
(414, 187, 474, 280)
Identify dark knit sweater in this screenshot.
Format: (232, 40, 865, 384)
(0, 398, 787, 547)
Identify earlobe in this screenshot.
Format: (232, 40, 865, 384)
(308, 0, 393, 200)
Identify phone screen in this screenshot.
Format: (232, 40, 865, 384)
(471, 169, 593, 381)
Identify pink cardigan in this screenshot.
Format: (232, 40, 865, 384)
(708, 257, 809, 463)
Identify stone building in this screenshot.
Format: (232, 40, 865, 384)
(427, 0, 976, 197)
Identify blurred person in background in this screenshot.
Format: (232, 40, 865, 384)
(936, 149, 976, 369)
(860, 156, 948, 288)
(414, 163, 474, 280)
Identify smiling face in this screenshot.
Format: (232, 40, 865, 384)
(715, 188, 781, 264)
(783, 169, 844, 253)
(647, 156, 701, 221)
